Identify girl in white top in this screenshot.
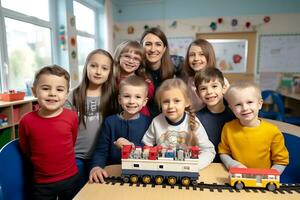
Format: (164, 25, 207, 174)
(142, 78, 215, 170)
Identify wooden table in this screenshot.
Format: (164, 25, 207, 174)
(74, 119, 300, 200)
(278, 89, 300, 116)
(74, 163, 299, 200)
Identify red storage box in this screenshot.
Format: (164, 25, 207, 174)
(0, 92, 25, 101)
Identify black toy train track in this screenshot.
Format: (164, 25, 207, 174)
(103, 176, 300, 194)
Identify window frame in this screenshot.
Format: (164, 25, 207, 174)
(0, 0, 57, 92)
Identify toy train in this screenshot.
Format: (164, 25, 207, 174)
(229, 167, 280, 191)
(121, 145, 200, 186)
(121, 145, 280, 191)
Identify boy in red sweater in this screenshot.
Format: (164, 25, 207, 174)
(19, 65, 80, 200)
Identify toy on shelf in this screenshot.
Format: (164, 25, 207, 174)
(121, 145, 200, 186)
(229, 167, 280, 191)
(0, 114, 8, 127)
(0, 90, 25, 101)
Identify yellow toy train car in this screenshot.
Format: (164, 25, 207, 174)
(229, 167, 280, 191)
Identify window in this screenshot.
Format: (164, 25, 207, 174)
(5, 18, 52, 90)
(73, 1, 97, 81)
(0, 0, 53, 91)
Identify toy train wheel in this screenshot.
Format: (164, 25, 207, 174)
(130, 175, 138, 183)
(123, 176, 129, 183)
(142, 175, 151, 184)
(155, 176, 164, 185)
(191, 180, 198, 186)
(168, 176, 177, 185)
(234, 181, 244, 190)
(267, 183, 276, 191)
(181, 177, 190, 186)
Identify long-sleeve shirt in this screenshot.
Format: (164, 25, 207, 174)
(142, 112, 216, 170)
(91, 114, 151, 168)
(218, 119, 289, 168)
(19, 109, 78, 183)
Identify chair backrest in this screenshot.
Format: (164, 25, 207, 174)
(261, 90, 285, 115)
(280, 133, 300, 184)
(0, 139, 31, 200)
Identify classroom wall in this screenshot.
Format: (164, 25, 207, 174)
(111, 0, 300, 85)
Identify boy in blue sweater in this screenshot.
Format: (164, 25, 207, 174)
(195, 67, 235, 162)
(89, 75, 151, 183)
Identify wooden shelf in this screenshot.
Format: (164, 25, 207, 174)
(0, 96, 37, 148)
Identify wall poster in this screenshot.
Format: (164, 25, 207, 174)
(208, 39, 248, 73)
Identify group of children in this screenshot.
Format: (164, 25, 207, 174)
(18, 27, 289, 200)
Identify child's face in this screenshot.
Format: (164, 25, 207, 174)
(197, 79, 225, 109)
(160, 88, 189, 123)
(142, 33, 166, 67)
(87, 53, 111, 87)
(228, 87, 263, 127)
(120, 50, 141, 76)
(188, 45, 207, 72)
(118, 85, 148, 119)
(32, 74, 68, 116)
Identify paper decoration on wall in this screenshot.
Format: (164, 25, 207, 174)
(71, 51, 77, 59)
(70, 16, 75, 27)
(233, 54, 242, 64)
(231, 19, 238, 26)
(217, 18, 223, 24)
(245, 21, 251, 28)
(114, 25, 120, 32)
(127, 26, 134, 34)
(170, 21, 177, 28)
(209, 22, 217, 31)
(144, 25, 149, 30)
(264, 16, 271, 23)
(70, 37, 76, 47)
(59, 25, 66, 51)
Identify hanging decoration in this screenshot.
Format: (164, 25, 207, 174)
(233, 54, 242, 64)
(70, 37, 76, 47)
(217, 18, 223, 24)
(59, 25, 66, 51)
(127, 26, 134, 34)
(245, 21, 251, 28)
(209, 22, 217, 31)
(263, 16, 271, 23)
(144, 25, 149, 30)
(169, 21, 177, 28)
(231, 19, 238, 26)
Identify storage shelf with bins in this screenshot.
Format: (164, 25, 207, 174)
(0, 97, 38, 148)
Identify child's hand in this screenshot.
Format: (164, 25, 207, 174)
(89, 167, 109, 183)
(236, 163, 247, 168)
(114, 137, 134, 149)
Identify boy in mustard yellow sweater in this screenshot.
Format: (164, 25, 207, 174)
(218, 81, 289, 174)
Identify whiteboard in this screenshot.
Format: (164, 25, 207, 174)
(258, 34, 300, 72)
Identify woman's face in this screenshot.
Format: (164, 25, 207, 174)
(142, 33, 166, 70)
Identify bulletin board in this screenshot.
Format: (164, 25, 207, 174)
(258, 34, 300, 73)
(196, 32, 257, 83)
(168, 37, 193, 57)
(208, 39, 247, 73)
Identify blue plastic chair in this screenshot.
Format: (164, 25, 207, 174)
(281, 133, 300, 183)
(259, 90, 300, 126)
(0, 139, 31, 200)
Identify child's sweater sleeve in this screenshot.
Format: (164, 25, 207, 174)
(271, 127, 289, 166)
(142, 120, 156, 146)
(196, 121, 216, 170)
